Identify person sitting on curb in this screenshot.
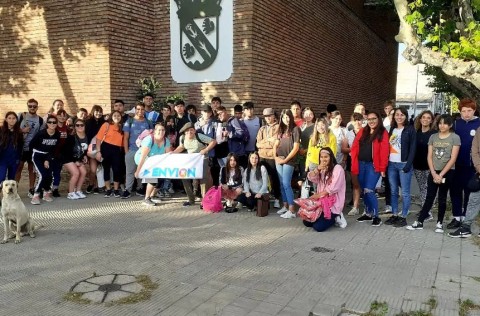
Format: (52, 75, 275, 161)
(237, 152, 269, 212)
(219, 153, 244, 212)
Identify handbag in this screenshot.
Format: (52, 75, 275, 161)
(467, 173, 480, 192)
(256, 193, 270, 217)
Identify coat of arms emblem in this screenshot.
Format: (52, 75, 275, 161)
(174, 0, 222, 71)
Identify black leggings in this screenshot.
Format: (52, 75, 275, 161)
(100, 142, 125, 183)
(418, 169, 454, 224)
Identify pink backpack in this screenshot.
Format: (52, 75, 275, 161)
(135, 129, 154, 147)
(202, 186, 223, 213)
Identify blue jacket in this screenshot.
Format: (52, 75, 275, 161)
(454, 117, 480, 167)
(389, 125, 416, 172)
(227, 117, 246, 156)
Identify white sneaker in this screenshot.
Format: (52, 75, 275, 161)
(280, 210, 296, 219)
(435, 222, 444, 233)
(277, 207, 288, 215)
(273, 199, 281, 209)
(335, 212, 347, 228)
(67, 192, 79, 200)
(236, 202, 244, 208)
(384, 205, 392, 214)
(347, 207, 359, 216)
(75, 191, 86, 199)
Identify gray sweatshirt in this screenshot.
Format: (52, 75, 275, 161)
(243, 165, 269, 194)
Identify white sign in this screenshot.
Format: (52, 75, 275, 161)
(170, 0, 233, 83)
(139, 153, 204, 179)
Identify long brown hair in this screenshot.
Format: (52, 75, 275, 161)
(0, 112, 23, 150)
(225, 153, 242, 182)
(359, 111, 386, 143)
(107, 110, 124, 135)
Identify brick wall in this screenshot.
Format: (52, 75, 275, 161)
(0, 0, 398, 121)
(107, 0, 156, 111)
(0, 1, 111, 118)
(155, 0, 398, 117)
(249, 0, 398, 116)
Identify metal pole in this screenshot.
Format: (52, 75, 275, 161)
(413, 65, 419, 117)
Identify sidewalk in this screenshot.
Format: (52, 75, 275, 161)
(0, 186, 479, 316)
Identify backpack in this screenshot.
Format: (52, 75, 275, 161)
(135, 129, 154, 148)
(127, 117, 154, 130)
(201, 186, 223, 213)
(19, 112, 43, 128)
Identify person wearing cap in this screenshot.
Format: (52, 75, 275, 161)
(242, 102, 262, 155)
(173, 100, 197, 147)
(448, 98, 480, 230)
(256, 107, 281, 208)
(174, 122, 217, 207)
(227, 104, 249, 168)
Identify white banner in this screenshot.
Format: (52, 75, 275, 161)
(139, 153, 204, 179)
(170, 0, 233, 83)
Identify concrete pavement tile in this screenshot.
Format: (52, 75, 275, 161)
(310, 302, 342, 316)
(247, 312, 272, 316)
(277, 306, 309, 316)
(241, 289, 271, 302)
(230, 297, 261, 311)
(220, 305, 250, 316)
(252, 302, 285, 315)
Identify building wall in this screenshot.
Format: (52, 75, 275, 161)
(107, 0, 156, 111)
(249, 0, 398, 115)
(153, 0, 256, 108)
(0, 0, 398, 120)
(0, 1, 111, 117)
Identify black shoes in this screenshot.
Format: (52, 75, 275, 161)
(356, 214, 373, 222)
(393, 217, 407, 228)
(448, 226, 472, 238)
(52, 189, 61, 197)
(372, 217, 382, 227)
(446, 218, 462, 230)
(385, 216, 399, 225)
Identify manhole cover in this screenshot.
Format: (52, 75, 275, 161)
(311, 247, 334, 253)
(65, 274, 157, 305)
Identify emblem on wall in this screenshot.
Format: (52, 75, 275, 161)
(171, 0, 233, 83)
(175, 0, 221, 70)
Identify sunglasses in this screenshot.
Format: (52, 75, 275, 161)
(28, 105, 38, 109)
(75, 124, 85, 127)
(47, 121, 57, 124)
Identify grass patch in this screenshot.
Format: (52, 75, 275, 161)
(105, 275, 158, 306)
(64, 292, 91, 304)
(459, 299, 480, 316)
(364, 301, 389, 316)
(64, 274, 158, 306)
(470, 276, 480, 283)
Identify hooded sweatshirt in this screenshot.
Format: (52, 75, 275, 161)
(454, 117, 480, 167)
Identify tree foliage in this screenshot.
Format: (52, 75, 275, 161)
(392, 0, 480, 102)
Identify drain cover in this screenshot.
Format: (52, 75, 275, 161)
(67, 274, 150, 304)
(311, 247, 334, 253)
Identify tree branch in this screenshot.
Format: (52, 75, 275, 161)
(393, 0, 480, 99)
(458, 0, 475, 25)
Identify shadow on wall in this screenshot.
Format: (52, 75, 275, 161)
(0, 1, 107, 111)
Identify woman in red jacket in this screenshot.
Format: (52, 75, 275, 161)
(351, 111, 389, 226)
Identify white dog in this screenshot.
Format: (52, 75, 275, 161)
(1, 180, 36, 244)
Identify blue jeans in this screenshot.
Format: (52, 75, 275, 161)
(388, 162, 412, 217)
(358, 161, 381, 217)
(275, 163, 295, 206)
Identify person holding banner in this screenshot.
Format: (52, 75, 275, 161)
(134, 123, 172, 206)
(174, 122, 217, 207)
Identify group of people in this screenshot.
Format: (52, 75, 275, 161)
(1, 96, 480, 235)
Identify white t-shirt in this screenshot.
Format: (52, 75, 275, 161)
(389, 127, 403, 162)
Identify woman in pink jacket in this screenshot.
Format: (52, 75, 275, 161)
(304, 147, 347, 232)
